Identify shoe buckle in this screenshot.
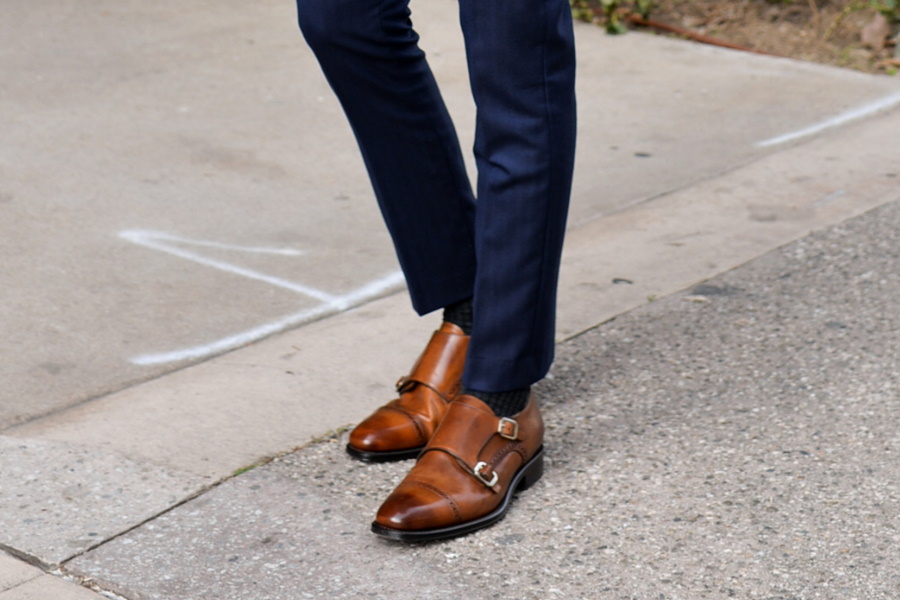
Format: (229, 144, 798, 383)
(395, 376, 411, 392)
(497, 417, 519, 441)
(473, 461, 499, 488)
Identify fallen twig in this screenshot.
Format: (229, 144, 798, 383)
(626, 14, 782, 57)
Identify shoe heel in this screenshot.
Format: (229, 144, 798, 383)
(516, 449, 544, 491)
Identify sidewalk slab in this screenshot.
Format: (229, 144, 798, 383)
(0, 437, 194, 567)
(568, 29, 900, 225)
(557, 103, 900, 339)
(0, 576, 106, 600)
(0, 552, 104, 600)
(66, 199, 900, 599)
(0, 553, 42, 592)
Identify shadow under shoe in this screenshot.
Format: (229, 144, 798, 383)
(346, 322, 469, 462)
(371, 394, 544, 542)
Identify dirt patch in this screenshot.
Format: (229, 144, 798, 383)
(574, 0, 900, 74)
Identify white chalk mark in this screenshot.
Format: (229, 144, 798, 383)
(814, 189, 848, 207)
(121, 230, 304, 255)
(119, 230, 334, 302)
(756, 90, 900, 148)
(130, 270, 405, 365)
(120, 229, 405, 365)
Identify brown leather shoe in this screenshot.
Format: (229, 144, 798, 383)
(346, 322, 469, 462)
(371, 394, 544, 542)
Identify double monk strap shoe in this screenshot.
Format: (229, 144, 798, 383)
(346, 322, 469, 462)
(371, 394, 544, 542)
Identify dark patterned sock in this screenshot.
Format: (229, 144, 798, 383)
(442, 298, 473, 335)
(464, 386, 531, 417)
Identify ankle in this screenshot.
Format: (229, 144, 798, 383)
(463, 386, 531, 417)
(442, 298, 473, 335)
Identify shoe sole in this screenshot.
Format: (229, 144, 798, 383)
(369, 446, 544, 542)
(346, 444, 423, 463)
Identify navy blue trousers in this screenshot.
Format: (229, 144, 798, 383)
(297, 0, 577, 391)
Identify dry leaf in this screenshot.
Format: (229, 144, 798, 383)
(861, 12, 890, 51)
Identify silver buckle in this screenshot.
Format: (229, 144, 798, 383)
(473, 461, 498, 488)
(497, 417, 519, 440)
(395, 376, 411, 392)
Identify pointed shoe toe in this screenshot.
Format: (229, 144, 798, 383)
(375, 481, 459, 532)
(346, 406, 426, 462)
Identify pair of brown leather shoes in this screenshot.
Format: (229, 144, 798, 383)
(346, 322, 544, 542)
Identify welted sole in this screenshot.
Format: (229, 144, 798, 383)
(346, 443, 423, 463)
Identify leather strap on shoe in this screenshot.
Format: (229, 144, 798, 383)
(418, 446, 502, 493)
(395, 376, 455, 404)
(420, 408, 524, 492)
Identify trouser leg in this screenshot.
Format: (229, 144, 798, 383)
(297, 0, 477, 315)
(457, 0, 577, 391)
(298, 0, 576, 392)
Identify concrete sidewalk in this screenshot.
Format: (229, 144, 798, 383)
(2, 0, 900, 597)
(6, 194, 896, 599)
(65, 198, 900, 599)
